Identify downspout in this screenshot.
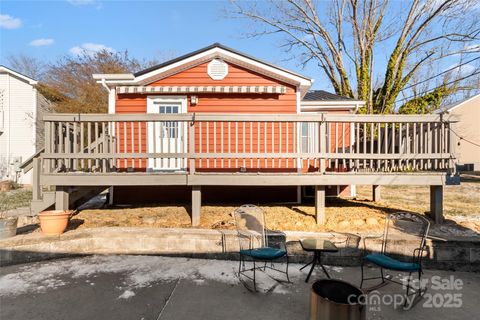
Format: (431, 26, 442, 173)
(100, 78, 110, 93)
(349, 102, 360, 114)
(6, 74, 11, 180)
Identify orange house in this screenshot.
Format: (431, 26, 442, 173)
(94, 43, 364, 204)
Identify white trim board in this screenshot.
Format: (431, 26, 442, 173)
(136, 47, 312, 86)
(146, 95, 188, 113)
(301, 100, 364, 106)
(95, 47, 312, 90)
(301, 101, 363, 112)
(0, 66, 37, 85)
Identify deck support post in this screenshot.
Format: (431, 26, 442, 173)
(191, 185, 201, 226)
(108, 187, 114, 206)
(372, 185, 381, 202)
(296, 186, 302, 204)
(430, 185, 444, 224)
(315, 185, 325, 225)
(55, 186, 69, 211)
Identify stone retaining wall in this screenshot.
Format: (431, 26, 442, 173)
(1, 227, 479, 271)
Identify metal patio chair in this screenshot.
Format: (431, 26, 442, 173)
(233, 204, 290, 291)
(360, 212, 430, 309)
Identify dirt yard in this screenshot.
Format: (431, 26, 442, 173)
(75, 200, 388, 233)
(356, 175, 480, 217)
(2, 176, 477, 235)
(73, 175, 480, 235)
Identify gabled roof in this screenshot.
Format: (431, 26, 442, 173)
(0, 65, 38, 85)
(302, 90, 354, 101)
(93, 43, 312, 91)
(134, 43, 312, 81)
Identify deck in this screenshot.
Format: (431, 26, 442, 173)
(29, 113, 459, 225)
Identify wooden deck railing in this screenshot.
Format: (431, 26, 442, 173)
(39, 113, 458, 175)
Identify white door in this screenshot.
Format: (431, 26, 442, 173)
(147, 96, 187, 171)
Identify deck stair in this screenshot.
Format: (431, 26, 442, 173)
(21, 132, 113, 214)
(30, 186, 107, 214)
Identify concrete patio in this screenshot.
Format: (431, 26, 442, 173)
(0, 255, 478, 320)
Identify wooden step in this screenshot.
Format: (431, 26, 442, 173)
(31, 191, 55, 214)
(30, 187, 108, 214)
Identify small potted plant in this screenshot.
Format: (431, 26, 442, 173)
(38, 210, 73, 235)
(0, 203, 18, 240)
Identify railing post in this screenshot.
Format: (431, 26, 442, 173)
(44, 121, 51, 173)
(319, 114, 326, 173)
(296, 122, 301, 173)
(449, 118, 457, 174)
(32, 157, 42, 201)
(189, 114, 196, 174)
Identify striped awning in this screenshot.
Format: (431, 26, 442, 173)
(116, 85, 286, 94)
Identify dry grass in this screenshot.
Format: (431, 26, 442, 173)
(356, 178, 480, 217)
(76, 199, 397, 234)
(75, 175, 480, 235)
(0, 187, 32, 211)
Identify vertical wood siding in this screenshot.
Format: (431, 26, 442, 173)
(115, 61, 297, 171)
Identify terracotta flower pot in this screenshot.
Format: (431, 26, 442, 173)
(38, 210, 72, 235)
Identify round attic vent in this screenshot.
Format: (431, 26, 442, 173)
(208, 59, 228, 80)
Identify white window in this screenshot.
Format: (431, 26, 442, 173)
(300, 122, 318, 153)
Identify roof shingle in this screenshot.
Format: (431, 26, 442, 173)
(302, 90, 354, 101)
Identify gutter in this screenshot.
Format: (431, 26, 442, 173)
(300, 100, 365, 113)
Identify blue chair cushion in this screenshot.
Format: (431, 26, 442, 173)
(365, 254, 420, 272)
(240, 247, 286, 260)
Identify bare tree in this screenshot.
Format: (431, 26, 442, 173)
(6, 50, 172, 114)
(43, 50, 144, 113)
(230, 0, 480, 113)
(397, 55, 480, 113)
(7, 54, 47, 80)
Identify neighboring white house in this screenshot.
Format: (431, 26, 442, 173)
(0, 66, 51, 184)
(436, 93, 480, 171)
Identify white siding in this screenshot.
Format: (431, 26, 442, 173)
(450, 95, 480, 170)
(0, 72, 37, 184)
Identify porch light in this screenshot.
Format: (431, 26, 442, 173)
(190, 95, 198, 106)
